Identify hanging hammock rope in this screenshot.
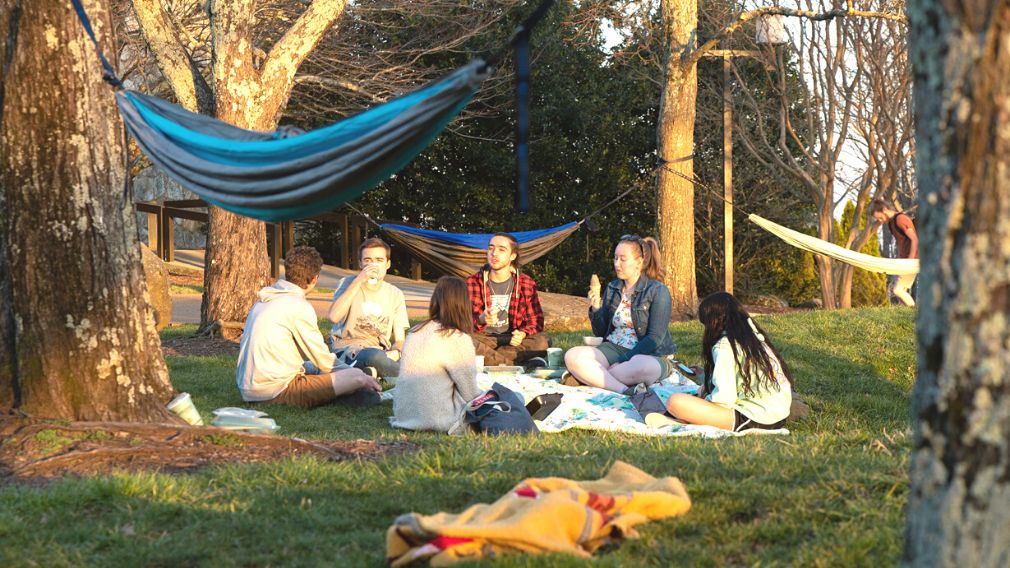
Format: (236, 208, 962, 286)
(340, 164, 662, 277)
(379, 222, 582, 278)
(72, 0, 555, 222)
(115, 64, 484, 222)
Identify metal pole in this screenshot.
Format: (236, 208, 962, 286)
(723, 55, 734, 294)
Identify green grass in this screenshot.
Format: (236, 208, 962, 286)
(0, 308, 916, 567)
(169, 285, 336, 296)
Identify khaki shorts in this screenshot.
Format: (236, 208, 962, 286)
(262, 372, 337, 409)
(597, 341, 673, 378)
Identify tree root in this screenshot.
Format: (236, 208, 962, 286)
(196, 319, 245, 341)
(0, 417, 414, 483)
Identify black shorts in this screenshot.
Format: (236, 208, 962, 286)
(733, 410, 786, 432)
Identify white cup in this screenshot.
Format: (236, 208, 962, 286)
(546, 347, 563, 368)
(475, 355, 485, 372)
(167, 392, 204, 426)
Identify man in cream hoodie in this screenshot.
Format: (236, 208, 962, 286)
(237, 246, 381, 407)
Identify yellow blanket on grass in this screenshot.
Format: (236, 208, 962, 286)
(386, 461, 691, 566)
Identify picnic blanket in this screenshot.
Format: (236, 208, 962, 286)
(474, 372, 790, 438)
(386, 460, 691, 566)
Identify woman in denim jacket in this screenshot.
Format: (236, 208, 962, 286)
(564, 235, 676, 392)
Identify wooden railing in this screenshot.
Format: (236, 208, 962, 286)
(134, 201, 422, 279)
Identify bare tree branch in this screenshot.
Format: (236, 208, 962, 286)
(131, 0, 213, 113)
(687, 1, 905, 67)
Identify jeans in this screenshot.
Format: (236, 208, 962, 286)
(354, 348, 400, 378)
(892, 273, 916, 306)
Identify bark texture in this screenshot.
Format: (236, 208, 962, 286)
(132, 0, 347, 328)
(904, 1, 1010, 566)
(0, 0, 175, 420)
(656, 0, 699, 315)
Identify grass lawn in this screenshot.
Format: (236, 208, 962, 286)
(0, 308, 915, 567)
(170, 285, 337, 296)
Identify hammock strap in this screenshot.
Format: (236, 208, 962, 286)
(70, 0, 123, 88)
(514, 31, 532, 212)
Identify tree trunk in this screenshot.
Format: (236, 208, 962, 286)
(815, 196, 837, 309)
(837, 264, 854, 309)
(904, 1, 1010, 566)
(0, 0, 175, 421)
(656, 0, 699, 315)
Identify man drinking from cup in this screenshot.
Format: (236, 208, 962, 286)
(328, 238, 410, 379)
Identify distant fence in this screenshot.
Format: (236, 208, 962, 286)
(134, 200, 422, 279)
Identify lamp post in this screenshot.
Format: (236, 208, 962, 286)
(702, 14, 787, 294)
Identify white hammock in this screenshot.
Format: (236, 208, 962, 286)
(749, 214, 919, 275)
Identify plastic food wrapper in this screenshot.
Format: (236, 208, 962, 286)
(211, 407, 279, 434)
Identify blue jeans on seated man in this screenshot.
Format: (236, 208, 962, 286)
(350, 348, 400, 378)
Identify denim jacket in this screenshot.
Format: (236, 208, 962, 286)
(588, 275, 676, 362)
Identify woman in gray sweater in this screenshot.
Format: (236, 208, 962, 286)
(391, 276, 484, 433)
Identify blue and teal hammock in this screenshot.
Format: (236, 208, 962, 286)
(380, 221, 582, 278)
(73, 0, 554, 222)
(115, 62, 484, 222)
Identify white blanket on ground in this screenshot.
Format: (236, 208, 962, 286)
(475, 372, 790, 439)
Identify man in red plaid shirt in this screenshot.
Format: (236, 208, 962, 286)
(466, 233, 551, 366)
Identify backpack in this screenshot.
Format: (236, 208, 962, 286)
(464, 383, 539, 435)
(888, 211, 918, 240)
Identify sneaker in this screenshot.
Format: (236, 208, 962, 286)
(559, 371, 582, 387)
(525, 357, 548, 370)
(622, 383, 649, 396)
(335, 388, 381, 407)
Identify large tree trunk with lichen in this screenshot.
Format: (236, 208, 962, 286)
(904, 1, 1010, 566)
(0, 0, 175, 421)
(656, 0, 699, 315)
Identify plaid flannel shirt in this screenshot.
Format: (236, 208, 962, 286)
(466, 270, 544, 336)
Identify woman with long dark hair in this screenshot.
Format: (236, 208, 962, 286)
(564, 235, 677, 392)
(391, 276, 483, 433)
(665, 292, 793, 431)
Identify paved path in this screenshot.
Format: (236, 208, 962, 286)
(170, 249, 434, 324)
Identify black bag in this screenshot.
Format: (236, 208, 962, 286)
(465, 382, 539, 435)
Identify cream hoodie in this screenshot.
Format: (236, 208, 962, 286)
(237, 280, 339, 401)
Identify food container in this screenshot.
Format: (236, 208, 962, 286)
(482, 365, 524, 378)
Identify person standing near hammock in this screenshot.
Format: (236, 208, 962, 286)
(328, 238, 410, 379)
(871, 199, 919, 306)
(467, 233, 550, 367)
(564, 235, 676, 392)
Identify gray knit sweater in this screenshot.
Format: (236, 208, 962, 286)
(390, 321, 483, 433)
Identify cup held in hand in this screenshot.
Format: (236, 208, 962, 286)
(167, 392, 204, 426)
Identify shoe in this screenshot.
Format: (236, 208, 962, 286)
(559, 371, 582, 387)
(335, 388, 381, 407)
(525, 357, 548, 370)
(622, 383, 649, 396)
